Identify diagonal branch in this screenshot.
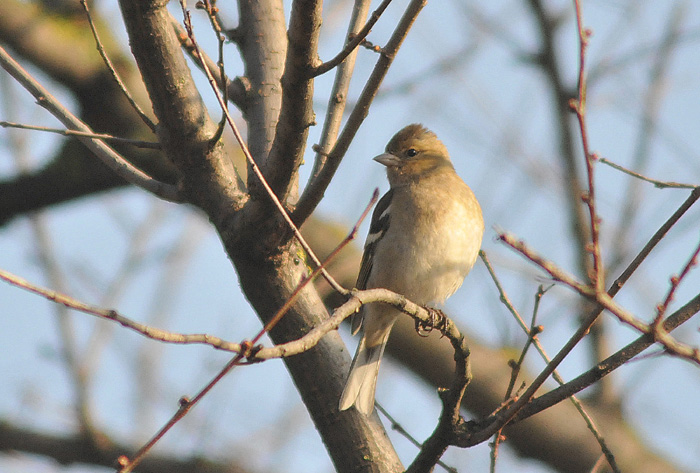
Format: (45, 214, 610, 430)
(310, 0, 373, 187)
(80, 0, 157, 132)
(293, 0, 428, 226)
(0, 120, 161, 148)
(0, 45, 180, 202)
(311, 0, 393, 77)
(599, 157, 697, 189)
(118, 0, 244, 219)
(452, 185, 700, 449)
(513, 290, 700, 423)
(481, 253, 618, 471)
(500, 233, 700, 365)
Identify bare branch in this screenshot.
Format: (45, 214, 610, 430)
(0, 45, 181, 201)
(311, 0, 372, 185)
(514, 290, 700, 423)
(79, 0, 157, 131)
(500, 232, 700, 365)
(481, 252, 619, 472)
(311, 0, 393, 77)
(293, 0, 428, 226)
(262, 0, 323, 204)
(0, 120, 161, 149)
(178, 3, 349, 296)
(570, 0, 603, 291)
(599, 157, 697, 189)
(654, 238, 700, 321)
(0, 263, 473, 367)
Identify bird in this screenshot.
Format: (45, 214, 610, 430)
(339, 124, 484, 416)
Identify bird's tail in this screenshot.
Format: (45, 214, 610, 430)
(338, 331, 391, 415)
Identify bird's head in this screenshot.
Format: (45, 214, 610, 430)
(374, 124, 453, 186)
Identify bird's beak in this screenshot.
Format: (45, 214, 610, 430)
(373, 153, 401, 167)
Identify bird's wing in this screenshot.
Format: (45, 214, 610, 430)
(352, 189, 393, 335)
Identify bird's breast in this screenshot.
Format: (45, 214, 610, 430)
(368, 178, 484, 305)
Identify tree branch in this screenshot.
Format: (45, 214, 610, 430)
(293, 0, 428, 226)
(512, 290, 700, 423)
(0, 45, 180, 202)
(118, 0, 244, 219)
(0, 421, 252, 473)
(310, 0, 372, 193)
(263, 0, 322, 203)
(234, 0, 286, 175)
(311, 0, 393, 77)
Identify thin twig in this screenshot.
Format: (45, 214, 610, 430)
(311, 0, 393, 76)
(292, 0, 428, 226)
(118, 353, 244, 473)
(0, 45, 181, 202)
(608, 186, 700, 297)
(504, 286, 545, 398)
(481, 251, 619, 472)
(311, 0, 372, 185)
(79, 0, 157, 132)
(500, 232, 700, 365)
(490, 284, 546, 470)
(0, 121, 161, 149)
(178, 2, 348, 296)
(599, 157, 696, 189)
(200, 0, 228, 143)
(653, 238, 700, 323)
(375, 402, 457, 473)
(0, 266, 421, 360)
(570, 0, 603, 291)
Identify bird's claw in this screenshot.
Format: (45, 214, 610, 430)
(415, 306, 445, 337)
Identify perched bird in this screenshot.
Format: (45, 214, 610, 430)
(339, 124, 484, 415)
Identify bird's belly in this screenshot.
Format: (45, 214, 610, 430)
(370, 213, 481, 305)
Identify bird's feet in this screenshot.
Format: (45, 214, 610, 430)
(415, 306, 446, 337)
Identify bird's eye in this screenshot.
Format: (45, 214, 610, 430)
(405, 148, 418, 158)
